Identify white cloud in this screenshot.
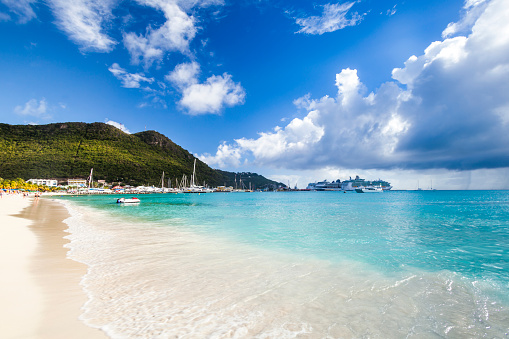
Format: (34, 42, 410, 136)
(105, 120, 131, 133)
(385, 5, 397, 16)
(123, 1, 196, 67)
(5, 0, 223, 60)
(0, 0, 36, 23)
(108, 63, 154, 88)
(236, 113, 326, 165)
(47, 0, 117, 52)
(7, 0, 236, 114)
(199, 142, 243, 167)
(14, 98, 49, 117)
(295, 2, 362, 35)
(180, 74, 245, 115)
(391, 37, 468, 87)
(219, 69, 407, 170)
(165, 61, 200, 89)
(442, 0, 489, 38)
(121, 0, 226, 67)
(167, 62, 245, 115)
(202, 0, 509, 172)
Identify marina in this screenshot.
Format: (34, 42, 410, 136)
(27, 167, 393, 195)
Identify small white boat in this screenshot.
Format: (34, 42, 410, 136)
(355, 186, 383, 193)
(117, 197, 140, 203)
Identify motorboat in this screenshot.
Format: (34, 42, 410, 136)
(117, 197, 140, 203)
(355, 186, 383, 193)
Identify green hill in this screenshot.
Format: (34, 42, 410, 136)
(0, 122, 281, 189)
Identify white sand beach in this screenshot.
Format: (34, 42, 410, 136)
(0, 194, 106, 339)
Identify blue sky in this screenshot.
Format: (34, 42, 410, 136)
(1, 0, 509, 189)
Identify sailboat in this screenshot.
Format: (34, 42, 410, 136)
(159, 171, 176, 193)
(234, 175, 246, 192)
(183, 159, 213, 193)
(159, 171, 165, 193)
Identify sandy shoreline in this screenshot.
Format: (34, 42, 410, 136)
(0, 194, 107, 339)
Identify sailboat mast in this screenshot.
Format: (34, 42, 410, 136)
(88, 168, 93, 190)
(191, 159, 197, 187)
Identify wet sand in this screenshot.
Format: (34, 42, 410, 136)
(0, 195, 107, 339)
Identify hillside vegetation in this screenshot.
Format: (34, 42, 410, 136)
(0, 122, 280, 188)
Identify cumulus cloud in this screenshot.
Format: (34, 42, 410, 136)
(47, 0, 117, 52)
(123, 1, 196, 67)
(108, 63, 155, 88)
(223, 69, 409, 170)
(165, 61, 200, 89)
(14, 98, 49, 117)
(295, 2, 363, 35)
(105, 119, 131, 133)
(202, 0, 509, 172)
(167, 62, 245, 115)
(199, 142, 243, 167)
(0, 0, 37, 23)
(179, 74, 245, 115)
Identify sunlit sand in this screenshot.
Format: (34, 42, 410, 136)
(0, 194, 106, 338)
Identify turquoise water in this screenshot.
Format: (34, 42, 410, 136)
(64, 191, 509, 284)
(56, 191, 509, 337)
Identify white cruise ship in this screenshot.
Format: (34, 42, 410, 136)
(306, 180, 342, 191)
(307, 176, 392, 191)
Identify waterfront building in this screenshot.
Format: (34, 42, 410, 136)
(28, 179, 58, 187)
(67, 179, 87, 187)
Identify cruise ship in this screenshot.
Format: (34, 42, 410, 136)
(307, 176, 392, 191)
(306, 180, 342, 191)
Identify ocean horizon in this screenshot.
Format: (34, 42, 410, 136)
(56, 190, 509, 337)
